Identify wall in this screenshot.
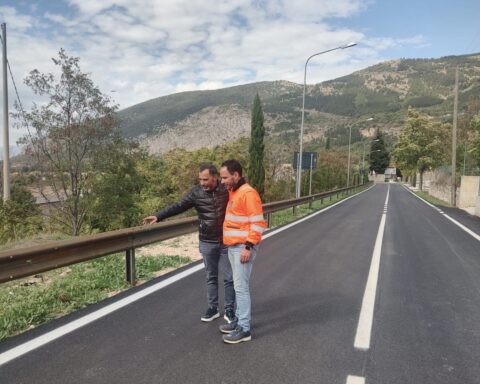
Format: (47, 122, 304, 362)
(458, 176, 480, 215)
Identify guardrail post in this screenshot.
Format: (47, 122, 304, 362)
(308, 198, 313, 209)
(293, 206, 297, 216)
(126, 248, 136, 285)
(267, 212, 272, 228)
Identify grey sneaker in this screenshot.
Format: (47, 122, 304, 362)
(222, 326, 251, 344)
(219, 321, 238, 334)
(201, 307, 220, 322)
(224, 308, 236, 323)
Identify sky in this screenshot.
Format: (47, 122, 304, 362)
(1, 0, 480, 148)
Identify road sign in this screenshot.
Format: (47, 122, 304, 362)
(293, 152, 318, 170)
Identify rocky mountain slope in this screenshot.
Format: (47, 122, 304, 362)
(117, 54, 480, 154)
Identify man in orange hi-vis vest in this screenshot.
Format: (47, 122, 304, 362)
(218, 159, 266, 344)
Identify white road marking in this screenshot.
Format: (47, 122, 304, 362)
(354, 185, 389, 350)
(402, 185, 480, 242)
(346, 375, 366, 384)
(0, 185, 374, 367)
(0, 264, 204, 366)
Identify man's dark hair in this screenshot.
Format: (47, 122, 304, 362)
(199, 163, 218, 176)
(221, 159, 243, 177)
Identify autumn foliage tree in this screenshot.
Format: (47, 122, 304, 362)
(393, 109, 450, 190)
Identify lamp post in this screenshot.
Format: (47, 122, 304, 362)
(362, 139, 380, 182)
(362, 139, 379, 177)
(347, 117, 373, 188)
(296, 42, 356, 198)
(347, 124, 352, 188)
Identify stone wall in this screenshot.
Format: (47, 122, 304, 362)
(458, 176, 480, 216)
(429, 183, 454, 204)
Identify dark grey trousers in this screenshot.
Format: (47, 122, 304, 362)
(198, 240, 235, 310)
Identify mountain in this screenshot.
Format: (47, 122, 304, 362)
(117, 53, 480, 154)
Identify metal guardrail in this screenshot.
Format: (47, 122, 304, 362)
(0, 183, 371, 285)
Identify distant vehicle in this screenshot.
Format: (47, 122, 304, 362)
(384, 167, 397, 182)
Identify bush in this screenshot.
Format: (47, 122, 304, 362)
(0, 184, 43, 244)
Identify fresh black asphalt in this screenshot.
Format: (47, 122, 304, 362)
(0, 184, 479, 384)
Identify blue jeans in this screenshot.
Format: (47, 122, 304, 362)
(199, 241, 235, 310)
(228, 244, 258, 332)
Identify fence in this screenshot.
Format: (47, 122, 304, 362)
(0, 183, 371, 285)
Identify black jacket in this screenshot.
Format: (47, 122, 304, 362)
(155, 183, 229, 243)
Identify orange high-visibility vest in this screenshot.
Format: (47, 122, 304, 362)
(223, 183, 266, 246)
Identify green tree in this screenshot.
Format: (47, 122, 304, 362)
(248, 93, 265, 196)
(14, 49, 118, 235)
(369, 129, 390, 174)
(0, 184, 43, 243)
(393, 109, 450, 190)
(88, 139, 145, 231)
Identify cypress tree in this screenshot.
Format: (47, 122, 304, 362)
(369, 129, 390, 173)
(248, 93, 265, 196)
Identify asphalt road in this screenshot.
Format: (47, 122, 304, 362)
(1, 184, 479, 384)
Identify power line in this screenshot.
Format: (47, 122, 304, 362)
(0, 33, 32, 135)
(463, 22, 480, 54)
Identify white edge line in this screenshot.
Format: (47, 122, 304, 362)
(346, 375, 366, 384)
(0, 185, 374, 366)
(0, 264, 204, 366)
(402, 184, 480, 242)
(354, 185, 389, 350)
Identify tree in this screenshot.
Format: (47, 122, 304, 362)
(393, 109, 450, 190)
(325, 136, 331, 150)
(369, 129, 390, 174)
(14, 49, 118, 235)
(247, 93, 265, 196)
(0, 184, 43, 243)
(88, 139, 145, 232)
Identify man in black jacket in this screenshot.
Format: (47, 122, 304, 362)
(143, 164, 235, 323)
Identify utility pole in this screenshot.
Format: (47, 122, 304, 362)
(451, 67, 458, 206)
(2, 22, 10, 201)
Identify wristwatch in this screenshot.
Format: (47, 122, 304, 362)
(245, 242, 253, 251)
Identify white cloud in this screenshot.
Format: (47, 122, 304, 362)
(0, 0, 431, 149)
(0, 6, 33, 31)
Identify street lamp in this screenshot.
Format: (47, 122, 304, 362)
(296, 42, 356, 198)
(347, 116, 373, 188)
(362, 139, 380, 180)
(362, 138, 379, 176)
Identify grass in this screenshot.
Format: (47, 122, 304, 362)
(415, 191, 452, 207)
(0, 253, 190, 342)
(0, 185, 368, 342)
